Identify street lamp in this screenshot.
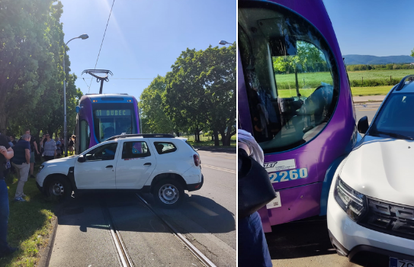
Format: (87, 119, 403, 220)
(219, 40, 233, 45)
(63, 34, 88, 157)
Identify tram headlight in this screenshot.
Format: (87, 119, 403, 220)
(334, 177, 366, 222)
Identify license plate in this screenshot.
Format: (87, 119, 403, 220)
(389, 257, 414, 267)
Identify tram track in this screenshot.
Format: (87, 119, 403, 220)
(99, 193, 217, 267)
(101, 201, 135, 267)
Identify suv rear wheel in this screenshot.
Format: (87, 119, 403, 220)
(153, 180, 184, 208)
(46, 176, 72, 201)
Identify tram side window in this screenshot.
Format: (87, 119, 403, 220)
(79, 120, 90, 153)
(239, 5, 339, 153)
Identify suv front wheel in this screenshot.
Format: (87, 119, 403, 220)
(46, 175, 72, 201)
(153, 180, 184, 208)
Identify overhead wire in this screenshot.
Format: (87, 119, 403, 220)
(88, 0, 116, 93)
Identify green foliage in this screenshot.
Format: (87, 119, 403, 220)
(273, 41, 328, 74)
(164, 44, 236, 145)
(0, 0, 82, 137)
(351, 86, 393, 96)
(346, 63, 414, 71)
(139, 75, 174, 133)
(347, 69, 413, 87)
(276, 69, 414, 90)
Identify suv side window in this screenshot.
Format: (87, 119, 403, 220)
(122, 141, 150, 159)
(85, 143, 118, 161)
(154, 142, 177, 154)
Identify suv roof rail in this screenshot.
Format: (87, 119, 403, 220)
(395, 74, 414, 91)
(107, 133, 175, 141)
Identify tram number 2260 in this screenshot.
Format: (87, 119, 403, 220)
(269, 168, 308, 183)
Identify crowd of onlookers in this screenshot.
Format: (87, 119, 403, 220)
(2, 131, 77, 180)
(0, 130, 77, 257)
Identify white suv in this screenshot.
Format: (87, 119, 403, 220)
(36, 134, 203, 207)
(327, 75, 414, 266)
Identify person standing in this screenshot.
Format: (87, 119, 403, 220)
(68, 135, 74, 155)
(11, 134, 31, 202)
(0, 134, 17, 258)
(55, 137, 62, 158)
(25, 130, 39, 178)
(41, 134, 56, 161)
(238, 129, 273, 267)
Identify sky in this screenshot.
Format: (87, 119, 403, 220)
(60, 0, 414, 101)
(59, 0, 236, 101)
(323, 0, 414, 57)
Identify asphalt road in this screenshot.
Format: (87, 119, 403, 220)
(47, 149, 236, 267)
(354, 102, 382, 124)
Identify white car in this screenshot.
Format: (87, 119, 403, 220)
(36, 134, 203, 207)
(327, 75, 414, 267)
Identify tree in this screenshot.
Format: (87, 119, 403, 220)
(273, 41, 325, 73)
(139, 75, 174, 134)
(0, 0, 56, 134)
(1, 1, 82, 139)
(164, 48, 209, 142)
(199, 45, 236, 146)
(164, 45, 236, 145)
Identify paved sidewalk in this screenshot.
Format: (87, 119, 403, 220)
(353, 95, 385, 103)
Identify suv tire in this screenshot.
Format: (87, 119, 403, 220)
(153, 179, 184, 208)
(46, 176, 72, 201)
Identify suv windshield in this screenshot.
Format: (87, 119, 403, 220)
(370, 93, 414, 140)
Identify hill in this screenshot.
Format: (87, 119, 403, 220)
(343, 55, 414, 65)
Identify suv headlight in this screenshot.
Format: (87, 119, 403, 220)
(334, 177, 366, 222)
(38, 164, 45, 172)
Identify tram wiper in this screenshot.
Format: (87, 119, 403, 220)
(374, 130, 414, 140)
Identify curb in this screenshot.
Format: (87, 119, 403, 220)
(37, 215, 58, 267)
(353, 99, 384, 103)
(194, 146, 236, 153)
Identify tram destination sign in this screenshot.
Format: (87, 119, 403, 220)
(95, 109, 131, 117)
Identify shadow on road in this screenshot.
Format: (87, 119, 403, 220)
(54, 191, 235, 234)
(265, 216, 336, 259)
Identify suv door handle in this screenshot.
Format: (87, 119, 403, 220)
(144, 163, 151, 166)
(106, 165, 113, 168)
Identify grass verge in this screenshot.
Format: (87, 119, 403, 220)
(351, 86, 393, 96)
(0, 165, 56, 267)
(184, 135, 236, 148)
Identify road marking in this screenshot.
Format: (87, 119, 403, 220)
(202, 164, 236, 174)
(189, 202, 219, 216)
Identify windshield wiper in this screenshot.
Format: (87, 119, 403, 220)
(373, 130, 414, 140)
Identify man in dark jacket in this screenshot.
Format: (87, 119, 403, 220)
(0, 134, 18, 258)
(11, 134, 31, 202)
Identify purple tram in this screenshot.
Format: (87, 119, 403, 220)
(75, 94, 140, 154)
(238, 0, 358, 232)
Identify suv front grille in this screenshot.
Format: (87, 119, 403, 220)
(358, 198, 414, 240)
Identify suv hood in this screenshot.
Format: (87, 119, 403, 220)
(43, 155, 78, 166)
(340, 135, 414, 206)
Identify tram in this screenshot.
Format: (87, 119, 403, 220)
(238, 0, 357, 232)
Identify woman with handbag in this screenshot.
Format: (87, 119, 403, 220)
(238, 129, 274, 267)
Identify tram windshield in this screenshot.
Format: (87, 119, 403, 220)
(239, 3, 339, 153)
(92, 103, 137, 142)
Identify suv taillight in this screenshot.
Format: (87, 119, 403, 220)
(193, 154, 201, 167)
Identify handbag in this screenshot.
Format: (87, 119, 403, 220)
(238, 149, 276, 219)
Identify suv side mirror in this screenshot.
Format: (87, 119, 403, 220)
(357, 116, 369, 134)
(78, 155, 86, 163)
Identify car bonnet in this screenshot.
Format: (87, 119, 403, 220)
(340, 135, 414, 206)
